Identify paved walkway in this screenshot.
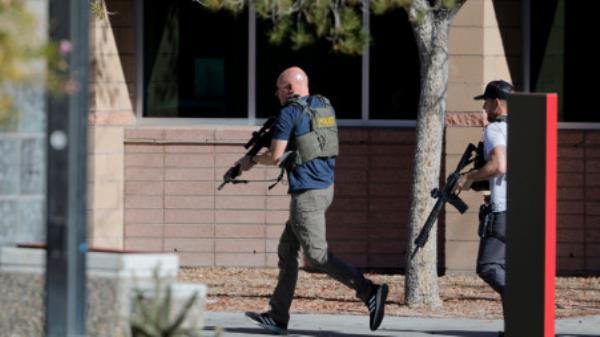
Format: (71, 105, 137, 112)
(203, 312, 600, 337)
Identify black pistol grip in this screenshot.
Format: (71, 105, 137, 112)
(448, 195, 469, 213)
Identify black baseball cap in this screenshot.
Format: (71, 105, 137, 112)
(474, 80, 513, 100)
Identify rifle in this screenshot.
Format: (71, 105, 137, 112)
(470, 141, 489, 191)
(411, 143, 478, 258)
(217, 117, 277, 191)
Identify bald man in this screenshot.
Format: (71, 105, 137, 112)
(239, 67, 389, 334)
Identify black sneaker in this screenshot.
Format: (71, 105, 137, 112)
(245, 311, 288, 335)
(367, 283, 389, 331)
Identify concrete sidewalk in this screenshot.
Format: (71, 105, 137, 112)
(203, 312, 600, 337)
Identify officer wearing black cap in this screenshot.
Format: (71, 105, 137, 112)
(453, 79, 512, 337)
(474, 79, 513, 101)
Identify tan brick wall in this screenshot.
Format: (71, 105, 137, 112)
(448, 0, 485, 122)
(118, 124, 600, 274)
(557, 130, 600, 274)
(447, 0, 519, 126)
(329, 129, 414, 269)
(443, 127, 485, 274)
(88, 126, 125, 248)
(89, 0, 136, 125)
(123, 127, 414, 269)
(124, 127, 258, 266)
(88, 0, 136, 249)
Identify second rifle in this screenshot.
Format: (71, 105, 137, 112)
(411, 143, 478, 258)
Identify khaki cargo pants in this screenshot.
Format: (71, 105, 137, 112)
(268, 185, 373, 324)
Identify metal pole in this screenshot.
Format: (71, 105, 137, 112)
(45, 0, 90, 336)
(521, 0, 532, 92)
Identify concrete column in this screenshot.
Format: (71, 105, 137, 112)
(88, 0, 137, 249)
(445, 0, 519, 274)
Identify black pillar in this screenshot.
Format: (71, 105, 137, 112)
(45, 0, 90, 336)
(505, 93, 557, 337)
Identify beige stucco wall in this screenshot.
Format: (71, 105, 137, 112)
(445, 0, 519, 274)
(447, 0, 517, 122)
(88, 0, 136, 249)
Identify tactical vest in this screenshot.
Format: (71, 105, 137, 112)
(285, 95, 339, 167)
(494, 115, 507, 123)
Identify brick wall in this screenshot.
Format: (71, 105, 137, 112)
(557, 130, 600, 274)
(123, 126, 290, 267)
(122, 125, 600, 274)
(329, 129, 414, 270)
(444, 127, 486, 274)
(123, 127, 414, 269)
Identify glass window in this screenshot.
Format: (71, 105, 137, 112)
(369, 8, 419, 120)
(563, 0, 599, 122)
(532, 0, 565, 120)
(143, 0, 248, 118)
(255, 19, 362, 119)
(532, 0, 600, 122)
(140, 2, 421, 122)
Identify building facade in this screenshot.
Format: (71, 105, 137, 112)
(2, 0, 598, 275)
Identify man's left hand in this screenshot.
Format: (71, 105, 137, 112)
(452, 174, 473, 195)
(238, 156, 256, 171)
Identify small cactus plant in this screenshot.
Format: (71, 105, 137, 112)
(130, 269, 202, 337)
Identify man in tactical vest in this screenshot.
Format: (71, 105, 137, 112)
(238, 66, 388, 334)
(452, 80, 512, 337)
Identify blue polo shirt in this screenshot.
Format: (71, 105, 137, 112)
(271, 96, 336, 193)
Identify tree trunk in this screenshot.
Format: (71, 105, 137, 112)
(404, 11, 451, 307)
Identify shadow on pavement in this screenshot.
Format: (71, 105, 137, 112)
(205, 326, 600, 337)
(382, 329, 600, 337)
(379, 329, 498, 337)
(204, 326, 390, 337)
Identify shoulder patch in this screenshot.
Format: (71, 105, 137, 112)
(317, 116, 336, 128)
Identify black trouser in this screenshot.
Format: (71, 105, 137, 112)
(476, 211, 506, 318)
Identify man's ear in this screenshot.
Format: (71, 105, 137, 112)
(497, 98, 508, 111)
(495, 98, 503, 111)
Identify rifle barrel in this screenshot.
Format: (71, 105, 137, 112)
(415, 197, 444, 248)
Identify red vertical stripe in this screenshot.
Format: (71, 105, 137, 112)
(545, 94, 558, 337)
